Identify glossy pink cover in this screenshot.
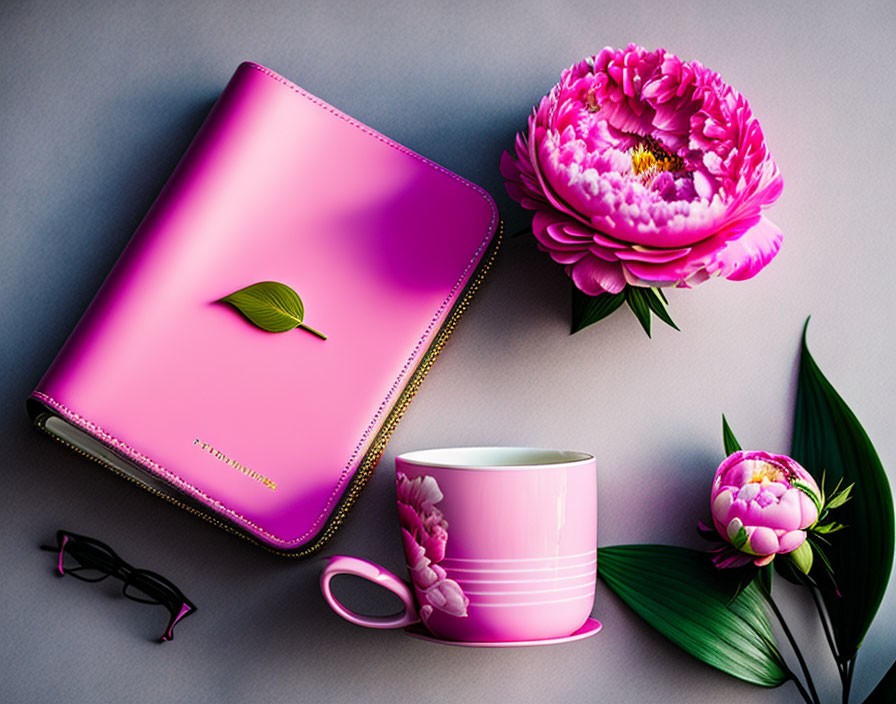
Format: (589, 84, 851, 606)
(29, 62, 498, 553)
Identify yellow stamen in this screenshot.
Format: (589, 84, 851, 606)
(630, 144, 657, 176)
(749, 462, 784, 484)
(585, 88, 600, 113)
(629, 137, 685, 178)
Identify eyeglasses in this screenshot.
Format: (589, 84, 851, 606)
(40, 530, 196, 642)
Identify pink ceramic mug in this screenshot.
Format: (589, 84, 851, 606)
(320, 447, 597, 643)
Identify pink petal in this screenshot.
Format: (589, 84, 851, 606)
(422, 527, 448, 563)
(569, 256, 626, 294)
(397, 503, 424, 539)
(614, 245, 693, 263)
(401, 528, 424, 563)
(713, 551, 754, 569)
(499, 45, 784, 294)
(738, 489, 804, 531)
(746, 526, 779, 555)
(423, 579, 469, 617)
(499, 150, 522, 182)
(778, 530, 807, 554)
(711, 489, 735, 531)
(419, 604, 434, 626)
(714, 216, 783, 281)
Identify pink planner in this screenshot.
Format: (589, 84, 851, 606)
(28, 61, 501, 556)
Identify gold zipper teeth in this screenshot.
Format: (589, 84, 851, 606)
(303, 222, 504, 556)
(37, 423, 245, 540)
(38, 221, 504, 558)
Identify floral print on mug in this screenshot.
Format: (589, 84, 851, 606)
(396, 472, 469, 624)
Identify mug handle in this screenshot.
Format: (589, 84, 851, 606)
(320, 555, 421, 629)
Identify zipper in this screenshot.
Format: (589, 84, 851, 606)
(35, 415, 247, 541)
(295, 220, 504, 557)
(34, 221, 503, 557)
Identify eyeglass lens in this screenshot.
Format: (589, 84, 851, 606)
(44, 530, 195, 642)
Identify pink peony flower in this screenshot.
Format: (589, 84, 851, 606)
(396, 472, 469, 622)
(711, 451, 821, 567)
(501, 44, 782, 296)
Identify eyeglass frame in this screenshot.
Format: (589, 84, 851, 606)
(40, 529, 196, 642)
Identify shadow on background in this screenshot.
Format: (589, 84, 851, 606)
(4, 94, 217, 427)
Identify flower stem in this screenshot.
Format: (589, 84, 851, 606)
(842, 655, 855, 704)
(809, 585, 858, 703)
(809, 586, 844, 678)
(759, 582, 821, 704)
(789, 672, 816, 704)
(298, 322, 327, 340)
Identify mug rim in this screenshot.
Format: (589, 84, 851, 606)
(396, 446, 594, 470)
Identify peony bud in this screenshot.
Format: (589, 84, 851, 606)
(711, 451, 821, 567)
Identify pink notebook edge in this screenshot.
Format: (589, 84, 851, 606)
(27, 60, 502, 556)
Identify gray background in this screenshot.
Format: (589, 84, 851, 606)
(2, 1, 894, 702)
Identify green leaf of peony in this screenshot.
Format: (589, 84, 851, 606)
(623, 287, 680, 337)
(788, 541, 814, 575)
(571, 286, 679, 337)
(599, 545, 788, 687)
(722, 414, 743, 455)
(824, 482, 854, 511)
(807, 534, 836, 582)
(219, 282, 327, 339)
(570, 287, 625, 334)
(731, 524, 749, 551)
(624, 287, 653, 337)
(774, 545, 813, 587)
(756, 563, 774, 595)
(643, 287, 680, 331)
(792, 479, 822, 515)
(790, 319, 893, 662)
(864, 658, 896, 703)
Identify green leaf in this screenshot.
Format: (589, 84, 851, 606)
(788, 541, 814, 575)
(774, 546, 813, 587)
(792, 479, 822, 515)
(727, 567, 761, 605)
(598, 545, 788, 687)
(624, 287, 653, 337)
(756, 563, 774, 595)
(824, 483, 854, 511)
(623, 286, 680, 337)
(570, 287, 625, 334)
(642, 287, 680, 331)
(864, 658, 896, 703)
(219, 281, 327, 339)
(812, 522, 845, 535)
(571, 285, 679, 337)
(790, 318, 894, 660)
(808, 535, 835, 579)
(731, 523, 749, 551)
(722, 414, 743, 455)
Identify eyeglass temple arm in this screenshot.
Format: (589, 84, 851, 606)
(40, 537, 68, 575)
(160, 602, 196, 643)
